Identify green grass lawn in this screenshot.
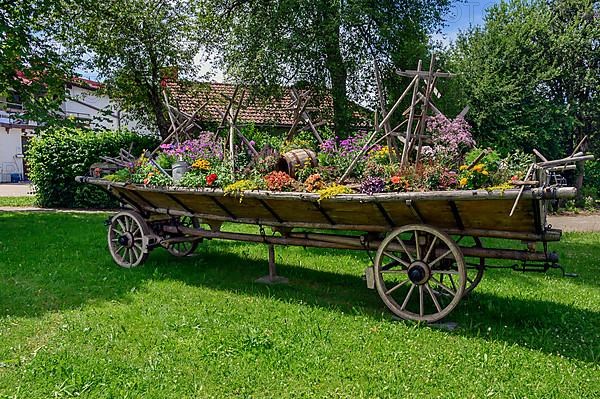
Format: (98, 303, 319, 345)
(0, 196, 36, 207)
(0, 212, 598, 398)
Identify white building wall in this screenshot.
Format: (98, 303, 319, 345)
(0, 127, 26, 182)
(0, 84, 155, 182)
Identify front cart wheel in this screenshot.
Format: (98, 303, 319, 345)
(374, 225, 466, 323)
(108, 211, 151, 268)
(166, 216, 201, 257)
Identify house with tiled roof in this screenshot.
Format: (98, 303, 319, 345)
(163, 79, 369, 131)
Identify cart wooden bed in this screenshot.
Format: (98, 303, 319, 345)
(77, 175, 576, 322)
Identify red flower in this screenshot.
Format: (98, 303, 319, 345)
(206, 173, 218, 186)
(391, 176, 401, 184)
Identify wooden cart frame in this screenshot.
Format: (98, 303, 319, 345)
(77, 175, 575, 323)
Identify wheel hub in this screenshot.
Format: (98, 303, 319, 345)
(408, 261, 431, 285)
(118, 232, 134, 247)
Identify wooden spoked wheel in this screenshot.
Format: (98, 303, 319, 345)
(374, 225, 466, 322)
(108, 211, 150, 268)
(166, 216, 200, 257)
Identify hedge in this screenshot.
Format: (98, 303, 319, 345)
(27, 127, 159, 208)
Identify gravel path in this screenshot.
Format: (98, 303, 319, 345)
(0, 183, 34, 197)
(547, 214, 600, 233)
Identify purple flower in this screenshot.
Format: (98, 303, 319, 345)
(359, 176, 386, 195)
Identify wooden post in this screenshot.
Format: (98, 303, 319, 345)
(255, 245, 289, 284)
(401, 60, 422, 168)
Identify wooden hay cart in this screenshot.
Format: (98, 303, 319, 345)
(77, 172, 575, 322)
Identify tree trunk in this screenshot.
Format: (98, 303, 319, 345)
(150, 86, 170, 140)
(322, 8, 350, 136)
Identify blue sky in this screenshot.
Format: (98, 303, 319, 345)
(435, 0, 500, 44)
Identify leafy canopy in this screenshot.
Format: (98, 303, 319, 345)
(448, 0, 599, 159)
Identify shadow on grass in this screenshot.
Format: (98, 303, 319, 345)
(1, 212, 598, 365)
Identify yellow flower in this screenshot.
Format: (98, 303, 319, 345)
(459, 177, 468, 186)
(482, 170, 489, 176)
(459, 165, 468, 171)
(192, 159, 211, 170)
(472, 164, 484, 172)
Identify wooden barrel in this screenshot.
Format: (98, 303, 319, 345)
(277, 149, 318, 178)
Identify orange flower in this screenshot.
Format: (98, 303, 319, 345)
(391, 176, 401, 184)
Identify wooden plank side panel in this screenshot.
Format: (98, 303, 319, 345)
(455, 199, 535, 232)
(213, 196, 274, 220)
(264, 198, 330, 224)
(319, 200, 388, 226)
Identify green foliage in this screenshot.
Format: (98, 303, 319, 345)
(447, 0, 599, 161)
(583, 160, 600, 199)
(55, 0, 205, 138)
(26, 127, 158, 208)
(281, 131, 318, 153)
(0, 0, 76, 126)
(104, 168, 131, 183)
(208, 0, 450, 134)
(241, 124, 284, 151)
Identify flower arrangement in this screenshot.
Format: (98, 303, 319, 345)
(304, 173, 325, 192)
(316, 184, 353, 202)
(102, 123, 530, 199)
(458, 164, 492, 189)
(223, 179, 260, 200)
(264, 171, 297, 192)
(359, 176, 386, 195)
(192, 159, 211, 171)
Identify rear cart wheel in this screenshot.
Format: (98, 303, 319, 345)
(108, 211, 151, 268)
(374, 225, 466, 323)
(166, 216, 201, 257)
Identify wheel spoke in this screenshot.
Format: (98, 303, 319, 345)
(429, 249, 453, 268)
(385, 279, 409, 295)
(380, 260, 400, 271)
(431, 270, 459, 275)
(423, 236, 438, 263)
(131, 226, 140, 237)
(117, 219, 126, 233)
(394, 236, 414, 262)
(381, 269, 408, 274)
(418, 285, 424, 317)
(382, 251, 410, 268)
(425, 283, 443, 313)
(429, 276, 456, 296)
(414, 231, 421, 260)
(449, 274, 457, 291)
(131, 246, 140, 261)
(400, 284, 415, 310)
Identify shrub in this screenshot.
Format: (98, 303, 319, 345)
(583, 160, 600, 199)
(27, 127, 158, 208)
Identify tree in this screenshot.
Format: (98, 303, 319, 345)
(447, 0, 599, 162)
(0, 0, 75, 124)
(208, 0, 451, 135)
(57, 0, 205, 139)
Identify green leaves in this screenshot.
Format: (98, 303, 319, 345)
(26, 127, 158, 208)
(448, 0, 599, 161)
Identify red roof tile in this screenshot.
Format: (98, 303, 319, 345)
(165, 81, 339, 128)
